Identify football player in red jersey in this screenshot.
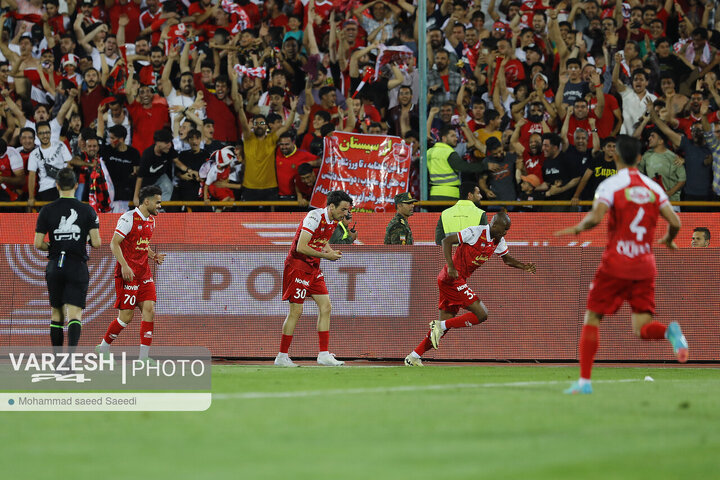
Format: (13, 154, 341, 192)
(96, 185, 165, 364)
(555, 135, 685, 394)
(274, 190, 353, 367)
(405, 211, 536, 366)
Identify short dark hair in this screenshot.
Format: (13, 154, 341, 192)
(108, 124, 127, 140)
(36, 121, 51, 132)
(566, 58, 581, 68)
(139, 185, 162, 203)
(319, 85, 335, 98)
(268, 86, 285, 97)
(187, 128, 201, 140)
(693, 227, 710, 241)
(298, 162, 314, 176)
(326, 190, 353, 208)
(56, 167, 77, 190)
(631, 69, 648, 81)
(203, 118, 216, 126)
(153, 128, 173, 143)
(150, 45, 164, 55)
(314, 110, 331, 123)
(439, 125, 455, 139)
(20, 127, 35, 138)
(542, 132, 562, 148)
(615, 134, 643, 166)
(267, 112, 282, 124)
(460, 181, 478, 199)
(0, 139, 6, 157)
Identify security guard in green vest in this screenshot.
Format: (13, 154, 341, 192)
(329, 213, 357, 244)
(435, 181, 487, 245)
(427, 125, 485, 200)
(385, 192, 418, 245)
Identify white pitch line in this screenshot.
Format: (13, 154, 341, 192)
(212, 379, 641, 400)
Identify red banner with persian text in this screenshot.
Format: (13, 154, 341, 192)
(310, 132, 411, 212)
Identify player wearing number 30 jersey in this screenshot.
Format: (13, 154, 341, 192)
(405, 211, 536, 366)
(556, 135, 686, 395)
(274, 190, 354, 367)
(96, 186, 165, 363)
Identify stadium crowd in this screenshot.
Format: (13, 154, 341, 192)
(0, 0, 719, 213)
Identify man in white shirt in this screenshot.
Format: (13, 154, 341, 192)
(612, 52, 656, 135)
(27, 121, 73, 207)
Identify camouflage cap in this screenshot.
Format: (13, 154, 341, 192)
(394, 192, 418, 204)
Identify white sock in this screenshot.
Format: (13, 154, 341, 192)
(410, 351, 421, 359)
(440, 321, 447, 331)
(99, 339, 110, 349)
(578, 378, 591, 387)
(139, 344, 150, 360)
(277, 352, 288, 359)
(117, 318, 128, 327)
(318, 351, 329, 355)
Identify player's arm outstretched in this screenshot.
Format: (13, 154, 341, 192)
(554, 200, 609, 236)
(441, 234, 460, 278)
(111, 233, 135, 282)
(297, 231, 342, 261)
(501, 254, 536, 273)
(657, 203, 681, 250)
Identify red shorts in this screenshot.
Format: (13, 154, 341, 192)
(114, 277, 157, 310)
(437, 277, 478, 314)
(208, 184, 234, 200)
(282, 264, 328, 304)
(586, 269, 655, 315)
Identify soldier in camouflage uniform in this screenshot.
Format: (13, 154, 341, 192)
(329, 213, 357, 244)
(384, 192, 418, 245)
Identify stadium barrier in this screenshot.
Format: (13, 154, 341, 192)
(1, 213, 717, 361)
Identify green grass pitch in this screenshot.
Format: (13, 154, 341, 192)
(2, 364, 719, 479)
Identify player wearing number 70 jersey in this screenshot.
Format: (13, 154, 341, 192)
(405, 211, 536, 366)
(274, 190, 354, 367)
(555, 135, 686, 395)
(96, 186, 165, 363)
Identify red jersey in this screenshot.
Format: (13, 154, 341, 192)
(127, 101, 170, 153)
(590, 93, 619, 139)
(276, 147, 317, 196)
(594, 168, 669, 280)
(567, 115, 596, 148)
(286, 208, 337, 272)
(438, 225, 508, 283)
(519, 121, 544, 150)
(523, 151, 544, 182)
(114, 208, 156, 281)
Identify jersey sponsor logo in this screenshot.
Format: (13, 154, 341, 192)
(149, 164, 165, 174)
(456, 283, 468, 292)
(616, 240, 651, 258)
(53, 208, 81, 241)
(136, 238, 150, 249)
(624, 186, 656, 204)
(472, 254, 489, 265)
(294, 277, 310, 287)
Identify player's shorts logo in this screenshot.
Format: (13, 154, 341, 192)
(124, 284, 140, 291)
(3, 245, 115, 336)
(142, 278, 154, 284)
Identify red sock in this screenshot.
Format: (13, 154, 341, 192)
(413, 330, 434, 356)
(103, 319, 126, 344)
(280, 334, 293, 354)
(640, 321, 667, 339)
(579, 325, 599, 380)
(140, 321, 153, 346)
(318, 330, 329, 352)
(445, 312, 481, 329)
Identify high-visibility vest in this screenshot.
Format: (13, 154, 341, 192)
(441, 200, 485, 236)
(427, 142, 460, 198)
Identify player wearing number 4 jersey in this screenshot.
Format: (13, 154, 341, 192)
(556, 135, 686, 395)
(405, 211, 536, 366)
(274, 190, 354, 367)
(96, 186, 165, 363)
